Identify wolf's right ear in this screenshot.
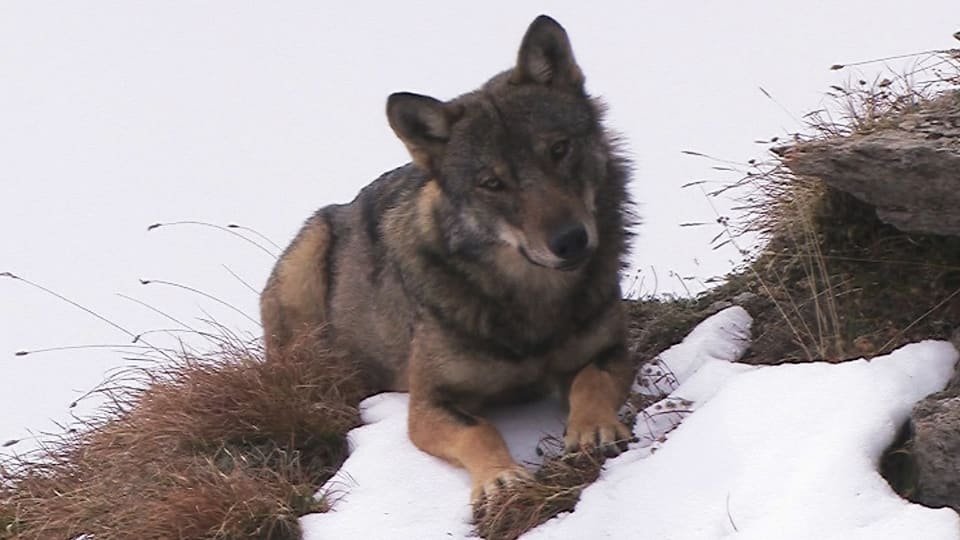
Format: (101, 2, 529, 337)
(387, 92, 463, 171)
(512, 15, 584, 91)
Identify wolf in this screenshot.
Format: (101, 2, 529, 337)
(260, 14, 635, 509)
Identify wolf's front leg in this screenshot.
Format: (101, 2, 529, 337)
(564, 343, 634, 457)
(407, 392, 532, 506)
(406, 325, 534, 507)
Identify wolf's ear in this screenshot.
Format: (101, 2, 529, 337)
(511, 15, 583, 90)
(387, 92, 463, 171)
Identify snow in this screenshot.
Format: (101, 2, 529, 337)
(305, 395, 562, 538)
(300, 307, 960, 540)
(531, 340, 959, 540)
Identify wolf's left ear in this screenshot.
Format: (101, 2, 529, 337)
(512, 15, 584, 90)
(387, 92, 463, 171)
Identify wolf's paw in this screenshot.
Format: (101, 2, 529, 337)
(564, 413, 633, 457)
(470, 465, 533, 516)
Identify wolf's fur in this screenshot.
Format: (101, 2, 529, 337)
(261, 15, 635, 506)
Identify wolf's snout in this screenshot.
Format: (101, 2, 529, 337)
(548, 222, 591, 266)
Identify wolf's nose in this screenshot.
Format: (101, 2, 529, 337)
(548, 223, 589, 262)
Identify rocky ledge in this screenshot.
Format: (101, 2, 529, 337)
(785, 91, 960, 237)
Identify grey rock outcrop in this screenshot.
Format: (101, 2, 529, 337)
(785, 92, 960, 237)
(909, 362, 960, 511)
(905, 329, 960, 510)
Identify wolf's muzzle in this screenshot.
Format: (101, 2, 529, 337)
(549, 222, 592, 270)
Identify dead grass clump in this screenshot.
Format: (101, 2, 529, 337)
(696, 49, 960, 364)
(473, 440, 603, 540)
(625, 297, 708, 362)
(703, 156, 960, 365)
(815, 49, 960, 137)
(0, 329, 366, 540)
(749, 187, 960, 363)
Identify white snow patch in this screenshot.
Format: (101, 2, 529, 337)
(629, 306, 754, 449)
(301, 307, 960, 540)
(528, 341, 960, 540)
(633, 305, 752, 398)
(303, 394, 567, 538)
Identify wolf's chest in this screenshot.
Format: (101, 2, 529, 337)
(432, 333, 607, 407)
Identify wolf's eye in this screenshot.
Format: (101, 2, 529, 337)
(550, 139, 571, 161)
(478, 174, 505, 191)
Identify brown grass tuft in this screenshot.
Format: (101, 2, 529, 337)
(1, 328, 367, 540)
(810, 49, 960, 137)
(473, 440, 604, 540)
(693, 49, 960, 364)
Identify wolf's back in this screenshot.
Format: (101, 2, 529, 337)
(260, 164, 427, 391)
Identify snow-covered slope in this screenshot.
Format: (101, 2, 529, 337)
(300, 307, 960, 539)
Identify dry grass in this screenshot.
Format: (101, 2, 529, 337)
(692, 49, 960, 365)
(814, 49, 960, 137)
(625, 297, 710, 362)
(0, 328, 366, 540)
(473, 441, 603, 540)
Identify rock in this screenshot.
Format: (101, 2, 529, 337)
(732, 292, 758, 305)
(784, 92, 960, 237)
(908, 351, 960, 511)
(705, 300, 733, 314)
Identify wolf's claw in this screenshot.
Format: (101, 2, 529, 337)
(564, 417, 633, 457)
(471, 465, 534, 517)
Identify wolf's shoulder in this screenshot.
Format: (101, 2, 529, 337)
(354, 162, 426, 216)
(357, 163, 427, 201)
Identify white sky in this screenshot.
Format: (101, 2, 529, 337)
(1, 2, 958, 440)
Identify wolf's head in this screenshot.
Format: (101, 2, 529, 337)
(387, 15, 615, 275)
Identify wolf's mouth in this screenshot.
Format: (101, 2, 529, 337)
(556, 254, 591, 271)
(519, 247, 591, 272)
